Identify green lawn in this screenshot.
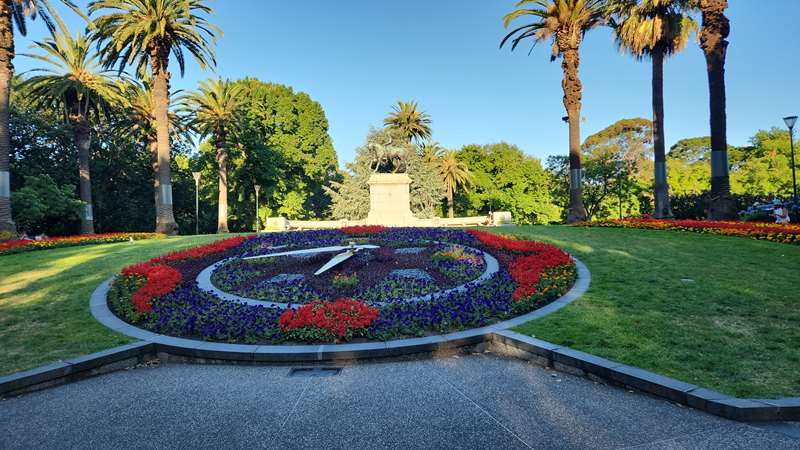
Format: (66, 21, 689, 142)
(1, 227, 798, 399)
(498, 226, 800, 398)
(0, 235, 232, 376)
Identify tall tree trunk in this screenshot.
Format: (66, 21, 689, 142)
(216, 127, 229, 233)
(652, 48, 672, 218)
(71, 114, 95, 234)
(562, 47, 587, 223)
(700, 0, 737, 219)
(447, 185, 454, 218)
(149, 139, 160, 227)
(151, 51, 178, 235)
(0, 5, 15, 234)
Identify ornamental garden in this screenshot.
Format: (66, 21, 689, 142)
(106, 227, 576, 344)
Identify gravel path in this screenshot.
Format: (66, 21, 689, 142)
(1, 353, 798, 450)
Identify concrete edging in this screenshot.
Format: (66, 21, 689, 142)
(488, 330, 800, 422)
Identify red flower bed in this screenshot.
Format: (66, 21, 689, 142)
(0, 232, 164, 256)
(117, 235, 254, 313)
(469, 230, 574, 301)
(580, 218, 800, 245)
(278, 298, 379, 342)
(121, 262, 182, 313)
(339, 225, 387, 235)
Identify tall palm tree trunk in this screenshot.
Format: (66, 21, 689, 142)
(71, 115, 95, 234)
(151, 53, 178, 234)
(562, 48, 587, 223)
(216, 127, 229, 233)
(149, 139, 160, 227)
(447, 185, 454, 218)
(0, 4, 15, 234)
(700, 0, 736, 219)
(652, 48, 672, 218)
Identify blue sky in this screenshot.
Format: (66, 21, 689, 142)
(13, 0, 800, 166)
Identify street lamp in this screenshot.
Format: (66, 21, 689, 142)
(615, 159, 625, 220)
(783, 116, 798, 205)
(192, 172, 201, 235)
(254, 184, 261, 233)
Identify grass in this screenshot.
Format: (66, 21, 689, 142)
(497, 225, 800, 398)
(0, 234, 234, 376)
(1, 226, 798, 398)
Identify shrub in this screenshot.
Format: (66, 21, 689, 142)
(0, 231, 12, 242)
(278, 298, 379, 342)
(10, 175, 83, 235)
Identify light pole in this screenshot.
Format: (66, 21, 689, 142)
(615, 159, 625, 220)
(783, 116, 798, 205)
(254, 184, 261, 233)
(192, 172, 201, 235)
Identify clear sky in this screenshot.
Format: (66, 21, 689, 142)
(12, 0, 800, 167)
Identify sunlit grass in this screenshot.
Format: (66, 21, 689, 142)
(0, 234, 238, 376)
(498, 225, 800, 398)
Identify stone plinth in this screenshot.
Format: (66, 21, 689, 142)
(367, 173, 416, 226)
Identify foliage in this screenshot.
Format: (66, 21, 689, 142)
(331, 273, 359, 290)
(180, 78, 244, 141)
(456, 143, 560, 224)
(383, 100, 432, 144)
(327, 128, 444, 220)
(10, 174, 83, 234)
(608, 0, 697, 60)
(439, 150, 471, 218)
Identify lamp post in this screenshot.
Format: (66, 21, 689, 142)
(191, 172, 201, 235)
(783, 116, 798, 205)
(254, 184, 261, 233)
(615, 159, 625, 220)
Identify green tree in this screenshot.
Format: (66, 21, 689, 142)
(456, 143, 560, 224)
(439, 150, 471, 218)
(383, 100, 432, 144)
(501, 0, 606, 223)
(608, 0, 697, 218)
(0, 0, 85, 234)
(21, 11, 125, 234)
(89, 0, 220, 234)
(181, 79, 243, 233)
(694, 0, 735, 219)
(10, 174, 83, 234)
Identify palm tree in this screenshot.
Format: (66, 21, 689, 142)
(608, 0, 697, 218)
(180, 79, 243, 233)
(383, 100, 432, 144)
(121, 79, 188, 226)
(89, 0, 219, 235)
(439, 150, 471, 219)
(694, 0, 735, 219)
(0, 0, 84, 235)
(420, 141, 444, 164)
(21, 12, 125, 234)
(501, 0, 606, 223)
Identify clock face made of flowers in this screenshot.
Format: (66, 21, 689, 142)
(198, 240, 498, 309)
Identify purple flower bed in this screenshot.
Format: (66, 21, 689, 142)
(110, 228, 574, 344)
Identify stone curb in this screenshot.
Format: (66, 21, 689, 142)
(488, 330, 800, 422)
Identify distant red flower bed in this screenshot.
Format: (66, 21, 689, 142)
(278, 298, 379, 342)
(579, 218, 800, 245)
(468, 230, 574, 301)
(339, 225, 387, 235)
(118, 235, 254, 313)
(0, 232, 164, 256)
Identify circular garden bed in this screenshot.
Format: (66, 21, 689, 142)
(107, 227, 577, 344)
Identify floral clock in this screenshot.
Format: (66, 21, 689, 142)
(108, 227, 577, 344)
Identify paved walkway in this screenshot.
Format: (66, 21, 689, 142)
(1, 353, 798, 449)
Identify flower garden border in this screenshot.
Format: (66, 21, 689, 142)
(3, 255, 798, 422)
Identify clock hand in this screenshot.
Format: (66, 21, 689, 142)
(314, 249, 358, 276)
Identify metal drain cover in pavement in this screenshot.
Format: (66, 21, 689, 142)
(288, 367, 342, 378)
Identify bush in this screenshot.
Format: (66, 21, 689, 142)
(10, 175, 83, 235)
(0, 231, 13, 242)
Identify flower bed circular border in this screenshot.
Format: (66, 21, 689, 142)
(196, 243, 500, 309)
(90, 257, 590, 362)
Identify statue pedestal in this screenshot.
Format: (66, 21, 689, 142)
(367, 173, 416, 226)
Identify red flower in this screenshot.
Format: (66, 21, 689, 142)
(152, 235, 253, 263)
(339, 225, 387, 235)
(278, 298, 379, 340)
(121, 262, 182, 313)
